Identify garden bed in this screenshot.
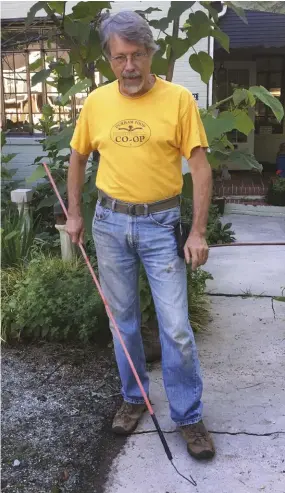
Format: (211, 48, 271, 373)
(2, 343, 125, 493)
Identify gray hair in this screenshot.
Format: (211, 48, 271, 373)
(99, 11, 158, 57)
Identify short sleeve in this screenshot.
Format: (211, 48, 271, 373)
(178, 90, 208, 160)
(70, 97, 94, 156)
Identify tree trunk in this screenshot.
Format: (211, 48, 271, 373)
(166, 17, 180, 82)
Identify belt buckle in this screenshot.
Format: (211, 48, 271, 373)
(128, 204, 136, 216)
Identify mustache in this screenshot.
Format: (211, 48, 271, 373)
(122, 72, 141, 79)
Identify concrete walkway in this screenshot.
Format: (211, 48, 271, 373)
(105, 215, 285, 493)
(207, 215, 285, 297)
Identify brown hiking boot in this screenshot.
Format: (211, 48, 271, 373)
(179, 420, 215, 460)
(112, 402, 147, 435)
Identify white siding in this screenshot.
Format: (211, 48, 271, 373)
(2, 1, 209, 181)
(3, 136, 48, 184)
(1, 1, 77, 18)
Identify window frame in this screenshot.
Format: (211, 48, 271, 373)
(1, 20, 101, 136)
(255, 55, 285, 135)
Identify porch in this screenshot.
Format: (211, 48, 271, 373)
(213, 170, 275, 205)
(213, 7, 285, 200)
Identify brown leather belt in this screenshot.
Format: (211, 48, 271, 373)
(98, 189, 180, 216)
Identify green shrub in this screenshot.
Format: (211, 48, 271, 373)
(1, 267, 25, 341)
(1, 207, 38, 268)
(187, 267, 212, 332)
(1, 255, 108, 343)
(267, 177, 285, 206)
(181, 197, 235, 245)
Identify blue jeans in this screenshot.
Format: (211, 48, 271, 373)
(92, 200, 203, 426)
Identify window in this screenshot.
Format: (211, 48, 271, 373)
(256, 56, 285, 134)
(1, 24, 101, 135)
(215, 65, 250, 144)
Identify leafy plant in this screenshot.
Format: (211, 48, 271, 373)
(1, 130, 17, 180)
(206, 216, 235, 245)
(187, 266, 212, 332)
(267, 177, 285, 206)
(1, 267, 25, 342)
(1, 254, 108, 343)
(181, 196, 235, 245)
(1, 207, 38, 268)
(142, 4, 283, 175)
(203, 85, 284, 177)
(25, 104, 98, 237)
(24, 0, 112, 101)
(1, 130, 20, 214)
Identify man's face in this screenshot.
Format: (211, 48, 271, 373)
(108, 35, 152, 96)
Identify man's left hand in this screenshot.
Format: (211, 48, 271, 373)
(184, 232, 209, 270)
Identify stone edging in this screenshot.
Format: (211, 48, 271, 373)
(225, 203, 285, 217)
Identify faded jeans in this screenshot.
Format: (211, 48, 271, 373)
(92, 200, 203, 426)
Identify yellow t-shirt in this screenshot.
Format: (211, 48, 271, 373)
(70, 76, 208, 203)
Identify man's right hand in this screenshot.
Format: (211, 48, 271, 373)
(65, 214, 84, 244)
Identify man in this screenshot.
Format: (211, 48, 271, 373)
(66, 10, 215, 460)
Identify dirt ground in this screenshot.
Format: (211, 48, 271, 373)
(1, 343, 127, 493)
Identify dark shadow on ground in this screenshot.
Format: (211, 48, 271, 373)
(2, 343, 126, 493)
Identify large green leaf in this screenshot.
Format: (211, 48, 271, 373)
(57, 76, 75, 97)
(26, 1, 47, 26)
(64, 17, 91, 43)
(189, 51, 214, 84)
(47, 1, 66, 14)
(156, 39, 167, 57)
(42, 104, 53, 118)
(200, 2, 219, 21)
(31, 69, 52, 86)
(45, 126, 74, 150)
(225, 2, 248, 23)
(202, 111, 236, 144)
(60, 78, 92, 105)
(26, 165, 46, 183)
(86, 29, 102, 62)
(135, 7, 162, 16)
(233, 109, 254, 135)
(2, 153, 17, 164)
(168, 1, 195, 21)
(29, 57, 43, 71)
(151, 56, 169, 76)
(211, 29, 230, 52)
(185, 11, 212, 45)
(37, 194, 60, 209)
(228, 150, 263, 172)
(149, 17, 170, 31)
(165, 36, 191, 59)
(72, 1, 111, 19)
(54, 62, 73, 78)
(96, 59, 116, 81)
(1, 130, 6, 148)
(207, 152, 224, 169)
(233, 88, 248, 106)
(249, 86, 284, 122)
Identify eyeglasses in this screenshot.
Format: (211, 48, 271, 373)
(110, 52, 149, 66)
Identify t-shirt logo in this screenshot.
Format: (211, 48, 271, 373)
(110, 119, 151, 147)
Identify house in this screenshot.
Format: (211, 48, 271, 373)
(1, 1, 285, 196)
(215, 6, 285, 167)
(1, 0, 209, 182)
